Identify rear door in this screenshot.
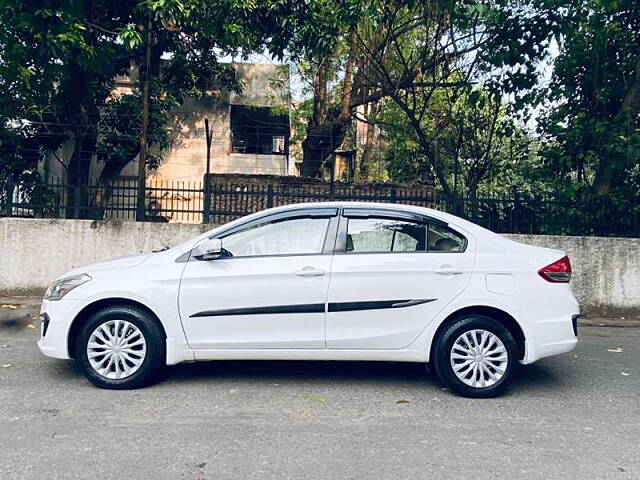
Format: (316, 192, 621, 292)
(325, 208, 474, 349)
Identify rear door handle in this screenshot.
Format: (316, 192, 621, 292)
(435, 267, 463, 275)
(295, 267, 326, 277)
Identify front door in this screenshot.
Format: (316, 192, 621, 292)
(179, 209, 337, 349)
(325, 209, 474, 349)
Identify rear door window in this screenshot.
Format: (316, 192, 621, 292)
(345, 217, 426, 253)
(427, 224, 466, 252)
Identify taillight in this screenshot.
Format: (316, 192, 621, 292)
(538, 255, 572, 283)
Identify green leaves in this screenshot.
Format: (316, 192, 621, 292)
(118, 24, 143, 49)
(537, 0, 640, 196)
(2, 0, 635, 206)
(0, 0, 323, 184)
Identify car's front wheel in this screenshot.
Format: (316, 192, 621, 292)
(75, 306, 165, 389)
(433, 315, 519, 398)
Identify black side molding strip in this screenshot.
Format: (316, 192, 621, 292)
(328, 298, 436, 313)
(190, 304, 325, 318)
(190, 298, 436, 318)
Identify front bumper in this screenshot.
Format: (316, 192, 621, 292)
(37, 298, 80, 360)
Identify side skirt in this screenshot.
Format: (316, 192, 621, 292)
(190, 348, 427, 363)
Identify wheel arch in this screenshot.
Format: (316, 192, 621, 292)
(67, 297, 167, 358)
(429, 305, 526, 363)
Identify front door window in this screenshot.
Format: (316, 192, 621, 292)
(221, 217, 330, 257)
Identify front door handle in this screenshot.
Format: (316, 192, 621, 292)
(295, 267, 326, 277)
(435, 267, 463, 275)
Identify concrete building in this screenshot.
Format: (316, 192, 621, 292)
(41, 62, 294, 185)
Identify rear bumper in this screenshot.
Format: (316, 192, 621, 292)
(522, 337, 578, 364)
(572, 313, 580, 336)
(521, 312, 579, 364)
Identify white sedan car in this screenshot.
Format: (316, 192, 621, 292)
(38, 202, 579, 397)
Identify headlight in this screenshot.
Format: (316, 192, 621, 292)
(44, 274, 92, 301)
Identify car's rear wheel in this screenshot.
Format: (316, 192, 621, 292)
(75, 306, 165, 389)
(433, 315, 519, 398)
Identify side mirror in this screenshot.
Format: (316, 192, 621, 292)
(193, 238, 223, 261)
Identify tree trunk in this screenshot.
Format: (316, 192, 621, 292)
(340, 28, 358, 121)
(392, 94, 454, 196)
(93, 28, 165, 219)
(310, 58, 328, 129)
(63, 0, 102, 219)
(359, 102, 378, 180)
(89, 158, 135, 220)
(301, 122, 347, 178)
(594, 54, 640, 193)
(300, 28, 358, 178)
(66, 130, 98, 219)
(300, 140, 329, 178)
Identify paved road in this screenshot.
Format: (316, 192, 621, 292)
(0, 299, 638, 480)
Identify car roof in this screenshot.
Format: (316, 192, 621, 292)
(264, 201, 473, 228)
(188, 201, 478, 243)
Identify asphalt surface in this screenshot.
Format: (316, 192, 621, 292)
(0, 298, 639, 480)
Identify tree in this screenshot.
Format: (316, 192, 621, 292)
(285, 1, 366, 178)
(0, 0, 312, 217)
(378, 88, 535, 196)
(538, 0, 640, 196)
(359, 0, 564, 194)
(293, 0, 557, 183)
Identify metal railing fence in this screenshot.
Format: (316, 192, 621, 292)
(1, 176, 637, 237)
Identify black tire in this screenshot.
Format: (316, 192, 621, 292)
(74, 306, 165, 389)
(433, 315, 519, 398)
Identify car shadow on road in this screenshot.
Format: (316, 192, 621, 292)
(166, 360, 440, 388)
(42, 356, 570, 395)
(0, 315, 31, 332)
(163, 359, 567, 393)
(510, 362, 569, 393)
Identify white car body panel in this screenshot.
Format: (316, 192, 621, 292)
(178, 254, 332, 349)
(37, 202, 579, 370)
(325, 248, 474, 349)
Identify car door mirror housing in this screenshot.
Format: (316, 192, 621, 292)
(193, 238, 223, 261)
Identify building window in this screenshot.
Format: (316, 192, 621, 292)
(230, 105, 289, 155)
